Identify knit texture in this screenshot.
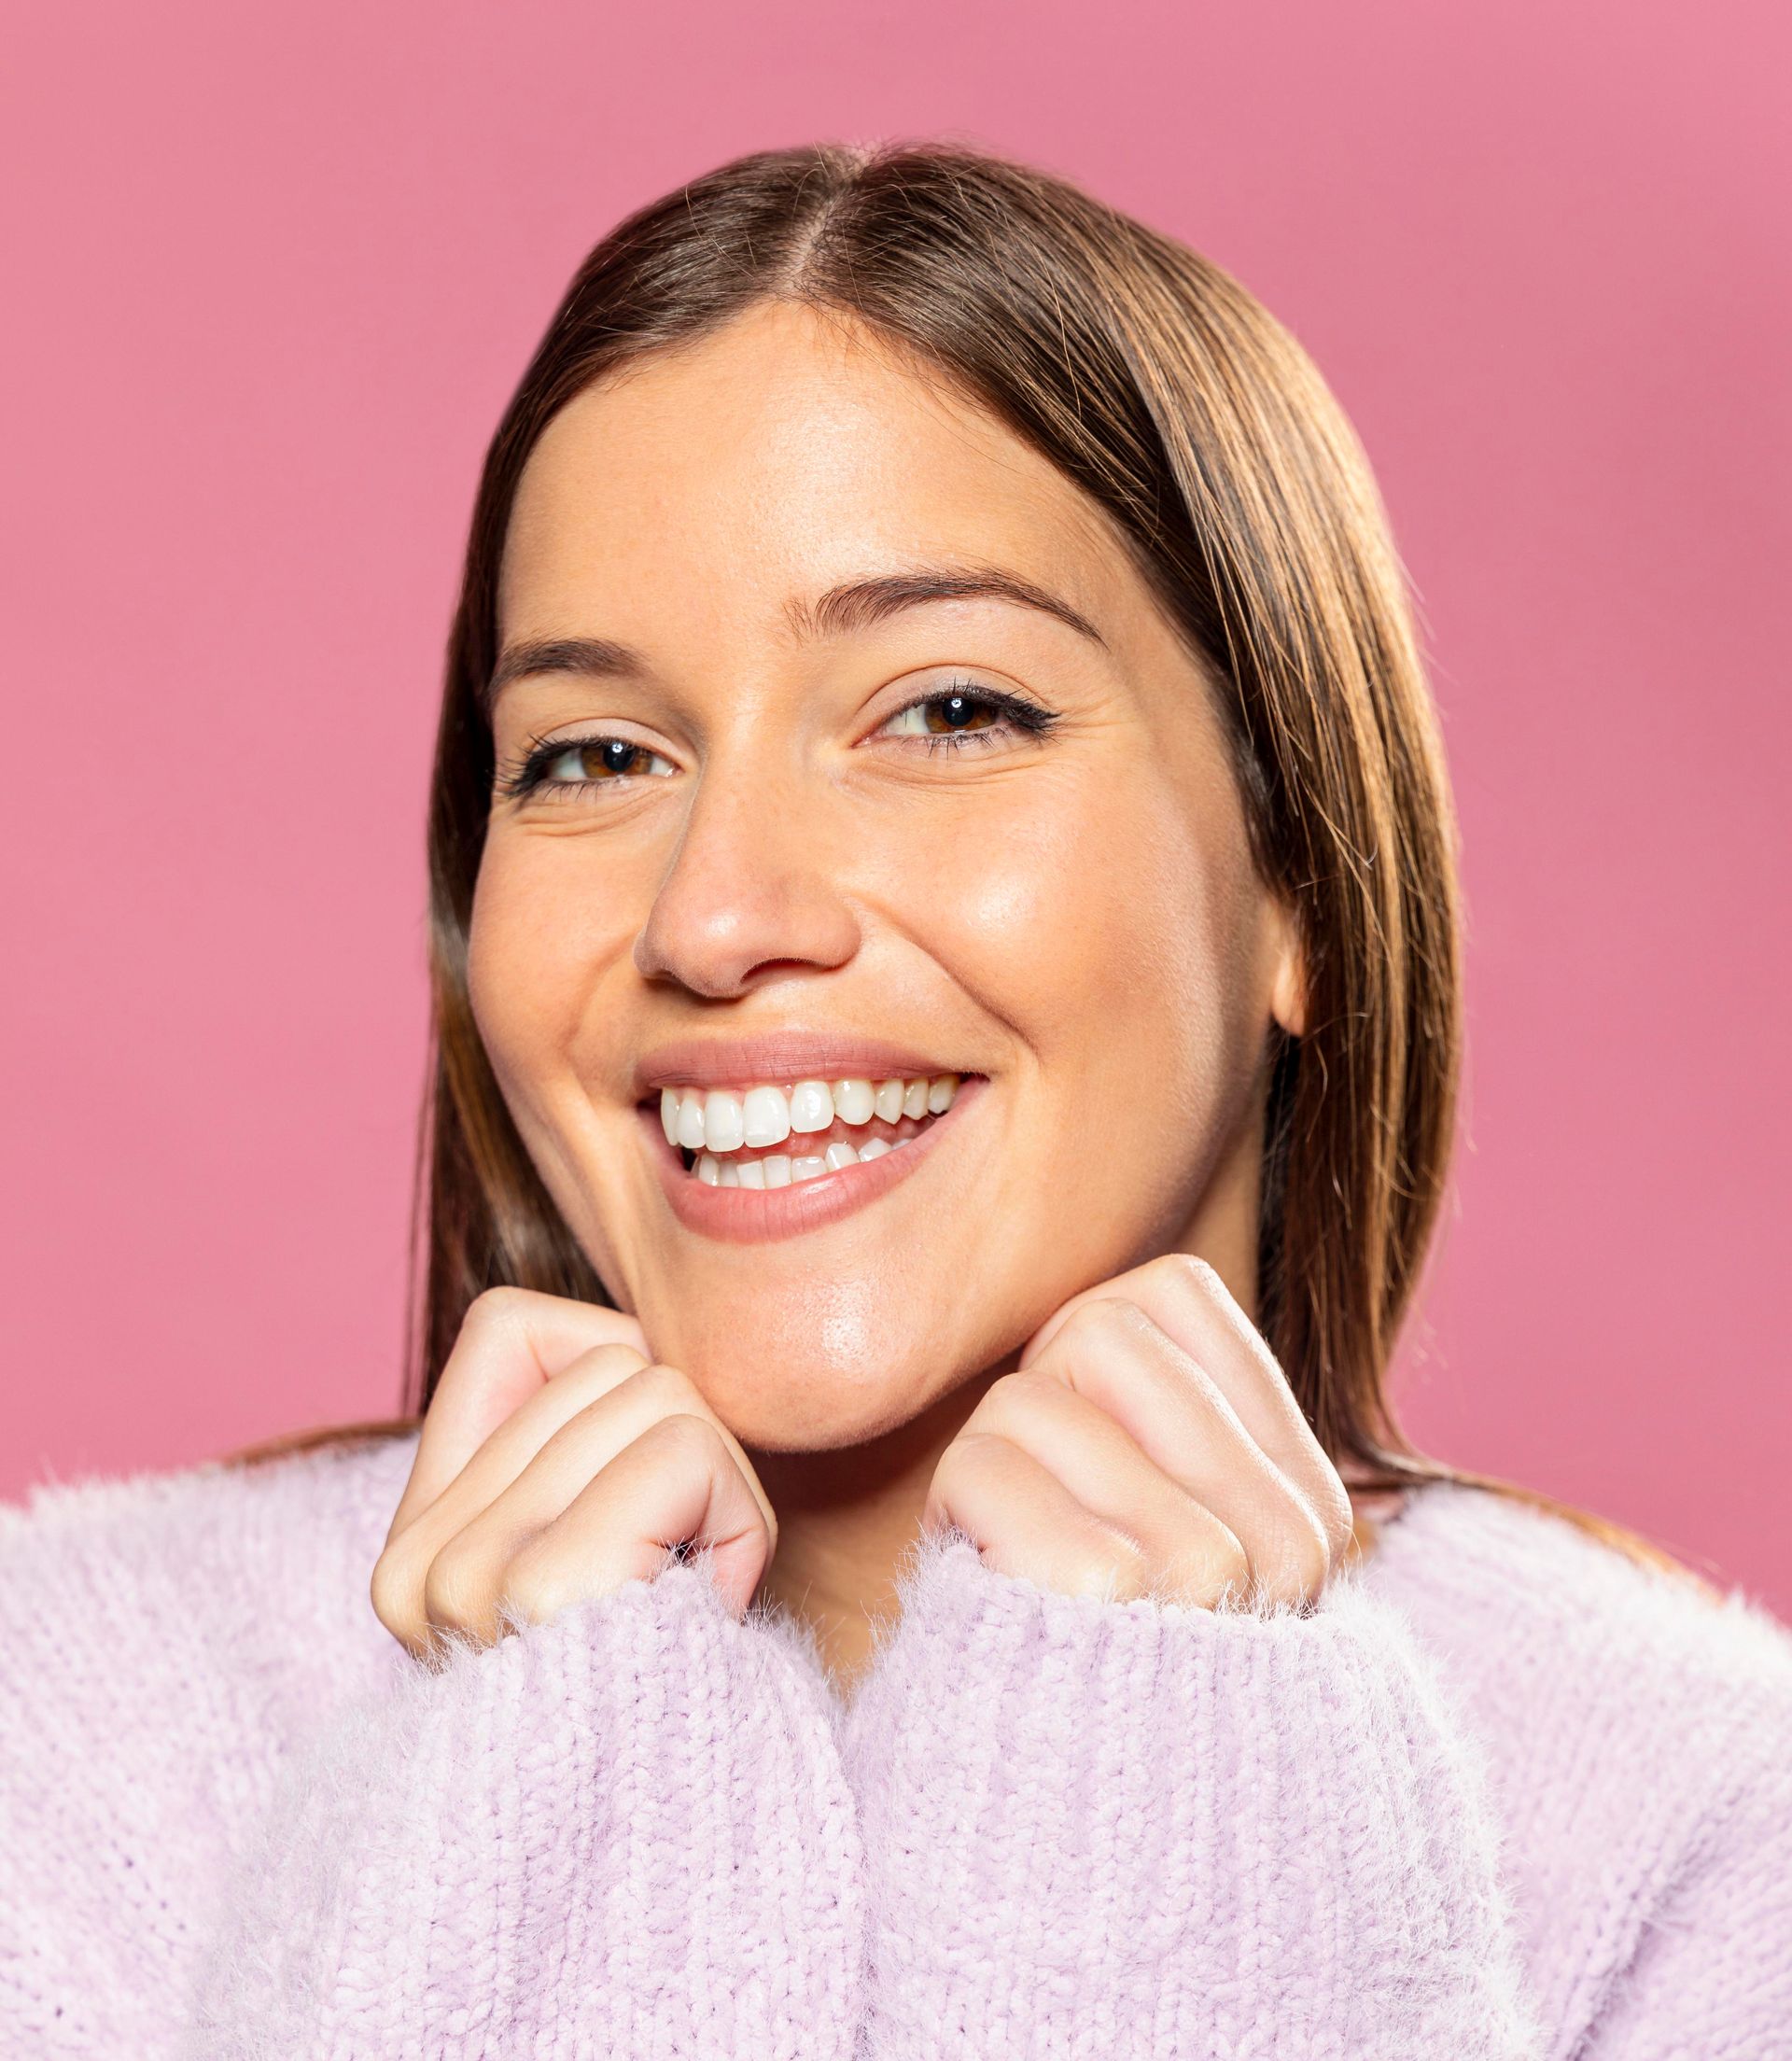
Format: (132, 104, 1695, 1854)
(2, 1428, 1788, 2058)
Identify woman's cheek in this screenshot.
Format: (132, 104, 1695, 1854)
(465, 839, 651, 1287)
(467, 844, 551, 1090)
(939, 768, 1255, 1238)
(922, 766, 1226, 1045)
(466, 837, 617, 1106)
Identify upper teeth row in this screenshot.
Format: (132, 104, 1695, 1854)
(659, 1075, 960, 1153)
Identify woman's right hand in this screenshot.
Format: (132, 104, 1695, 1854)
(371, 1287, 777, 1659)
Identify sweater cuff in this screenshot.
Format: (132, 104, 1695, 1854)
(842, 1526, 1542, 2060)
(189, 1554, 863, 2060)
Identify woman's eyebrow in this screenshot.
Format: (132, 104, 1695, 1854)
(784, 565, 1108, 649)
(483, 564, 1106, 717)
(483, 636, 644, 718)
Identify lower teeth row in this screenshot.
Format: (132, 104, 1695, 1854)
(691, 1134, 916, 1187)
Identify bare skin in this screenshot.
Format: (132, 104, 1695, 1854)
(372, 301, 1402, 1696)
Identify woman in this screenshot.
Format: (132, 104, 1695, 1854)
(4, 139, 1787, 2058)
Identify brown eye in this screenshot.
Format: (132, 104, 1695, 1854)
(920, 691, 999, 735)
(550, 740, 670, 780)
(881, 689, 1014, 740)
(497, 735, 679, 802)
(873, 682, 1060, 756)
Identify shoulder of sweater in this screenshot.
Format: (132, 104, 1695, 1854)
(0, 1430, 423, 1714)
(1366, 1477, 1792, 1695)
(1, 1425, 419, 1580)
(1362, 1479, 1792, 1837)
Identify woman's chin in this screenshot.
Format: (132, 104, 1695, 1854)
(636, 1297, 963, 1454)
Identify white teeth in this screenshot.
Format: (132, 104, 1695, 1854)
(677, 1091, 707, 1151)
(669, 1068, 966, 1178)
(741, 1085, 792, 1148)
(789, 1080, 833, 1133)
(831, 1078, 875, 1125)
(703, 1089, 745, 1153)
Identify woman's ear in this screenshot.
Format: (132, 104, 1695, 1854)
(1267, 895, 1307, 1039)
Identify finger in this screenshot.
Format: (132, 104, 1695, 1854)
(1028, 1300, 1332, 1606)
(375, 1339, 652, 1647)
(1022, 1255, 1352, 1557)
(929, 1432, 1239, 1606)
(389, 1287, 649, 1539)
(504, 1413, 774, 1625)
(965, 1368, 1258, 1605)
(413, 1364, 778, 1648)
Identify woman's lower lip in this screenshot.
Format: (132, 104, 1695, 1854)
(641, 1076, 982, 1244)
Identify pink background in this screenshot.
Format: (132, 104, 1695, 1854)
(3, 4, 1786, 1617)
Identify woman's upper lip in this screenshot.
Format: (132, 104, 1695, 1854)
(635, 1032, 974, 1095)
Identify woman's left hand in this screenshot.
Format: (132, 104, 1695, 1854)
(923, 1254, 1358, 1609)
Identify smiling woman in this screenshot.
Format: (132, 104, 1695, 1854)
(458, 288, 1305, 1484)
(4, 140, 1789, 2060)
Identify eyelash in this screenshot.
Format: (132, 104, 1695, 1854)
(493, 680, 1061, 802)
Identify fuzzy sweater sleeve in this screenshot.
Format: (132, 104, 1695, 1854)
(182, 1563, 864, 2059)
(840, 1526, 1547, 2060)
(0, 1459, 864, 2059)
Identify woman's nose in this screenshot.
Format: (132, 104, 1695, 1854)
(632, 772, 862, 999)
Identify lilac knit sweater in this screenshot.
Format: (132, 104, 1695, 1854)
(2, 1429, 1788, 2058)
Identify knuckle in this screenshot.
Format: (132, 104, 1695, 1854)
(624, 1361, 702, 1413)
(549, 1341, 651, 1414)
(369, 1546, 415, 1641)
(582, 1341, 651, 1379)
(1270, 1498, 1333, 1600)
(499, 1551, 566, 1628)
(1052, 1296, 1135, 1353)
(1071, 1529, 1151, 1601)
(1311, 1471, 1358, 1561)
(422, 1546, 486, 1632)
(931, 1432, 1024, 1520)
(1299, 1511, 1335, 1591)
(984, 1366, 1058, 1420)
(462, 1283, 531, 1338)
(1156, 1252, 1222, 1297)
(1057, 1297, 1117, 1343)
(1220, 1542, 1253, 1597)
(643, 1409, 727, 1465)
(1191, 1511, 1251, 1593)
(939, 1428, 1018, 1484)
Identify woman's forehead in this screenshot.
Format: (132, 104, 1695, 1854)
(498, 301, 1140, 640)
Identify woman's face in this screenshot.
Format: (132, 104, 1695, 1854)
(470, 299, 1300, 1452)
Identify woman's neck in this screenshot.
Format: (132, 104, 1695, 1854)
(749, 1363, 1004, 1695)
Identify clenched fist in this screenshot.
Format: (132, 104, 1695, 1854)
(371, 1286, 777, 1660)
(925, 1255, 1357, 1610)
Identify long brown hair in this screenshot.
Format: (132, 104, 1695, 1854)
(232, 139, 1707, 1591)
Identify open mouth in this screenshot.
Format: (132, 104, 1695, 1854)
(654, 1073, 962, 1187)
